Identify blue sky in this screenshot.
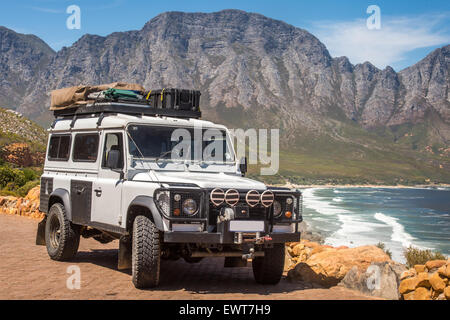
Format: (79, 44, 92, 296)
(1, 0, 449, 70)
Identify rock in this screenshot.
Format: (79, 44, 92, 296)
(292, 243, 305, 256)
(400, 268, 417, 280)
(403, 291, 415, 300)
(429, 272, 446, 292)
(289, 245, 391, 287)
(284, 250, 295, 272)
(339, 261, 404, 300)
(414, 287, 431, 300)
(0, 143, 44, 167)
(415, 272, 431, 288)
(444, 286, 450, 299)
(414, 265, 427, 273)
(437, 264, 450, 278)
(399, 277, 418, 294)
(425, 260, 446, 272)
(0, 186, 44, 220)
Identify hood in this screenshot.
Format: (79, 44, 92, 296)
(132, 171, 267, 190)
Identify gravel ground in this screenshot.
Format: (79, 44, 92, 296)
(0, 214, 377, 300)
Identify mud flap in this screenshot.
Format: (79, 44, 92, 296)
(35, 217, 46, 246)
(118, 236, 132, 270)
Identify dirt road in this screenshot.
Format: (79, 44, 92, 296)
(0, 214, 376, 300)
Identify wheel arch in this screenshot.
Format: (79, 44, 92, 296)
(48, 188, 72, 220)
(126, 196, 164, 232)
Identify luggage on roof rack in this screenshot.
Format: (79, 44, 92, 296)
(50, 84, 202, 119)
(145, 88, 201, 112)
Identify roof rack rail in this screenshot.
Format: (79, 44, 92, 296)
(53, 101, 202, 119)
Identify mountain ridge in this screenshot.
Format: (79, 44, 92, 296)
(0, 9, 449, 183)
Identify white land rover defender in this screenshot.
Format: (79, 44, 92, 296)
(36, 93, 302, 289)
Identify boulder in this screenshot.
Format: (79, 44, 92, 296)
(444, 286, 450, 300)
(414, 287, 431, 300)
(429, 272, 446, 292)
(415, 272, 431, 288)
(414, 265, 427, 273)
(288, 245, 391, 287)
(400, 268, 417, 280)
(339, 261, 405, 300)
(399, 277, 418, 294)
(425, 260, 447, 272)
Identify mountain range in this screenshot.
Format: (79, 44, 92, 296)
(0, 9, 449, 184)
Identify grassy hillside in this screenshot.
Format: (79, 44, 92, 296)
(209, 105, 450, 186)
(0, 108, 47, 152)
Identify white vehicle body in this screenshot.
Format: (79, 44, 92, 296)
(37, 110, 302, 277)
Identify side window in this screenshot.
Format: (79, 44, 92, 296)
(102, 133, 124, 169)
(73, 133, 99, 162)
(48, 135, 71, 161)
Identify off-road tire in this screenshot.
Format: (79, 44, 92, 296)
(252, 244, 285, 284)
(132, 215, 161, 288)
(45, 203, 80, 261)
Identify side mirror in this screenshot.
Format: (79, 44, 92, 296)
(239, 157, 248, 176)
(106, 149, 121, 170)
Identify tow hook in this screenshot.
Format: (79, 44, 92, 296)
(242, 247, 255, 260)
(255, 234, 272, 244)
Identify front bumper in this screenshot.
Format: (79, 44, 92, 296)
(163, 231, 301, 244)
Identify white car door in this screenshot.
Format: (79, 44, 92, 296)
(91, 131, 125, 228)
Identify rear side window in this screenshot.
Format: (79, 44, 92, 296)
(48, 135, 71, 161)
(73, 133, 99, 162)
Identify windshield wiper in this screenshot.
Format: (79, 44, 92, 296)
(155, 149, 175, 163)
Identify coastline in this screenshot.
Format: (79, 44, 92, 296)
(275, 183, 450, 189)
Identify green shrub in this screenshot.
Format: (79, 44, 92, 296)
(0, 166, 16, 188)
(17, 180, 40, 197)
(376, 242, 392, 259)
(21, 168, 37, 181)
(404, 246, 447, 268)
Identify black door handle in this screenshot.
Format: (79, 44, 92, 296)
(94, 188, 102, 197)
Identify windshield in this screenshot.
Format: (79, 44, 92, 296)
(127, 124, 235, 163)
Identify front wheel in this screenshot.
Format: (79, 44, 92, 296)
(132, 215, 161, 289)
(252, 244, 285, 284)
(45, 203, 80, 261)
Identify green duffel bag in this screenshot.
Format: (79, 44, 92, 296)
(104, 88, 144, 101)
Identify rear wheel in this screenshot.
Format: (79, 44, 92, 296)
(132, 215, 161, 288)
(252, 244, 285, 284)
(45, 203, 80, 261)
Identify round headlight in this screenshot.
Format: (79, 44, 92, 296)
(273, 200, 282, 218)
(182, 198, 198, 216)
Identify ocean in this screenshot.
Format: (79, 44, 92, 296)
(301, 187, 450, 263)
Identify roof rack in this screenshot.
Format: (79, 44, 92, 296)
(53, 101, 202, 119)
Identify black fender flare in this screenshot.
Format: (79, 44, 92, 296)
(127, 196, 164, 231)
(48, 188, 72, 220)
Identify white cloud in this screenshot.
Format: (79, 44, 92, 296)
(28, 6, 64, 14)
(310, 13, 450, 70)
